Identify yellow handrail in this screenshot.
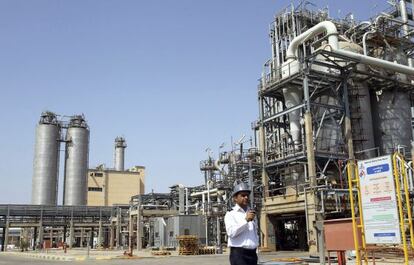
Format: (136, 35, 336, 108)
(347, 160, 368, 265)
(354, 162, 368, 264)
(392, 153, 408, 264)
(347, 161, 360, 264)
(392, 153, 414, 264)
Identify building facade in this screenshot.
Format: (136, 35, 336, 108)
(87, 166, 145, 206)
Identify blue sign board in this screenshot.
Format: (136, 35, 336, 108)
(367, 164, 389, 175)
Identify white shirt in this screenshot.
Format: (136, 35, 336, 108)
(224, 204, 259, 249)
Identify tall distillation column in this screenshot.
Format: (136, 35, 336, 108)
(31, 111, 61, 205)
(63, 115, 89, 205)
(114, 137, 127, 171)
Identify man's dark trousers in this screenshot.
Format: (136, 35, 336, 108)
(229, 247, 258, 265)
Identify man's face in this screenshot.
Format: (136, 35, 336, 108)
(234, 191, 250, 208)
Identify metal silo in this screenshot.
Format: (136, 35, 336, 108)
(114, 136, 127, 171)
(63, 115, 89, 205)
(31, 111, 61, 205)
(372, 90, 412, 155)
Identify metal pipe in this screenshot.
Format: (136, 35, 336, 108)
(286, 21, 414, 76)
(304, 187, 310, 245)
(206, 173, 211, 215)
(201, 193, 205, 214)
(400, 0, 413, 67)
(362, 30, 376, 55)
(248, 159, 254, 209)
(336, 49, 414, 75)
(217, 195, 222, 254)
(190, 188, 219, 197)
(286, 21, 339, 60)
(185, 187, 189, 215)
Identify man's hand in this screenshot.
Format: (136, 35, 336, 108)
(245, 210, 256, 222)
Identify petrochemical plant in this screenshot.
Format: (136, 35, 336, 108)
(2, 0, 414, 264)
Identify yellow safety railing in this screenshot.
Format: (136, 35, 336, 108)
(347, 160, 368, 265)
(392, 153, 414, 264)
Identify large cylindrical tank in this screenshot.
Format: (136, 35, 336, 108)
(372, 90, 412, 155)
(31, 112, 61, 205)
(314, 41, 376, 157)
(114, 136, 127, 171)
(313, 94, 343, 153)
(63, 115, 89, 205)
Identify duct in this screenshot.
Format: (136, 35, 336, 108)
(282, 87, 302, 147)
(286, 21, 414, 77)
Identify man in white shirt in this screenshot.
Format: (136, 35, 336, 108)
(224, 182, 259, 265)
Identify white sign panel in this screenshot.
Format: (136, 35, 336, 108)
(358, 155, 401, 244)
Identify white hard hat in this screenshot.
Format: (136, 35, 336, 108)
(232, 181, 251, 197)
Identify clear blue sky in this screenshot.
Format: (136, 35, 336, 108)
(0, 0, 387, 204)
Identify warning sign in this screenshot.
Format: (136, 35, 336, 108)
(358, 155, 401, 244)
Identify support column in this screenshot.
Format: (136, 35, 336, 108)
(109, 223, 114, 249)
(128, 212, 133, 252)
(258, 99, 270, 249)
(259, 211, 269, 249)
(4, 223, 9, 252)
(148, 221, 153, 247)
(343, 76, 354, 160)
(304, 112, 319, 255)
(33, 227, 38, 250)
(49, 228, 53, 247)
(97, 221, 103, 248)
(63, 226, 67, 243)
(303, 69, 322, 256)
(0, 227, 6, 252)
(116, 210, 121, 249)
(90, 228, 94, 248)
(115, 226, 120, 249)
(68, 221, 74, 249)
(2, 220, 10, 251)
(80, 228, 84, 248)
(136, 210, 142, 251)
(216, 217, 222, 254)
(38, 222, 44, 249)
(316, 221, 325, 265)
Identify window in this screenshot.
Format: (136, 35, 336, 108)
(94, 172, 103, 177)
(169, 231, 174, 237)
(184, 229, 190, 235)
(88, 187, 103, 192)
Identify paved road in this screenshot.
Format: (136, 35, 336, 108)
(1, 252, 412, 265)
(0, 251, 313, 265)
(0, 254, 233, 265)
